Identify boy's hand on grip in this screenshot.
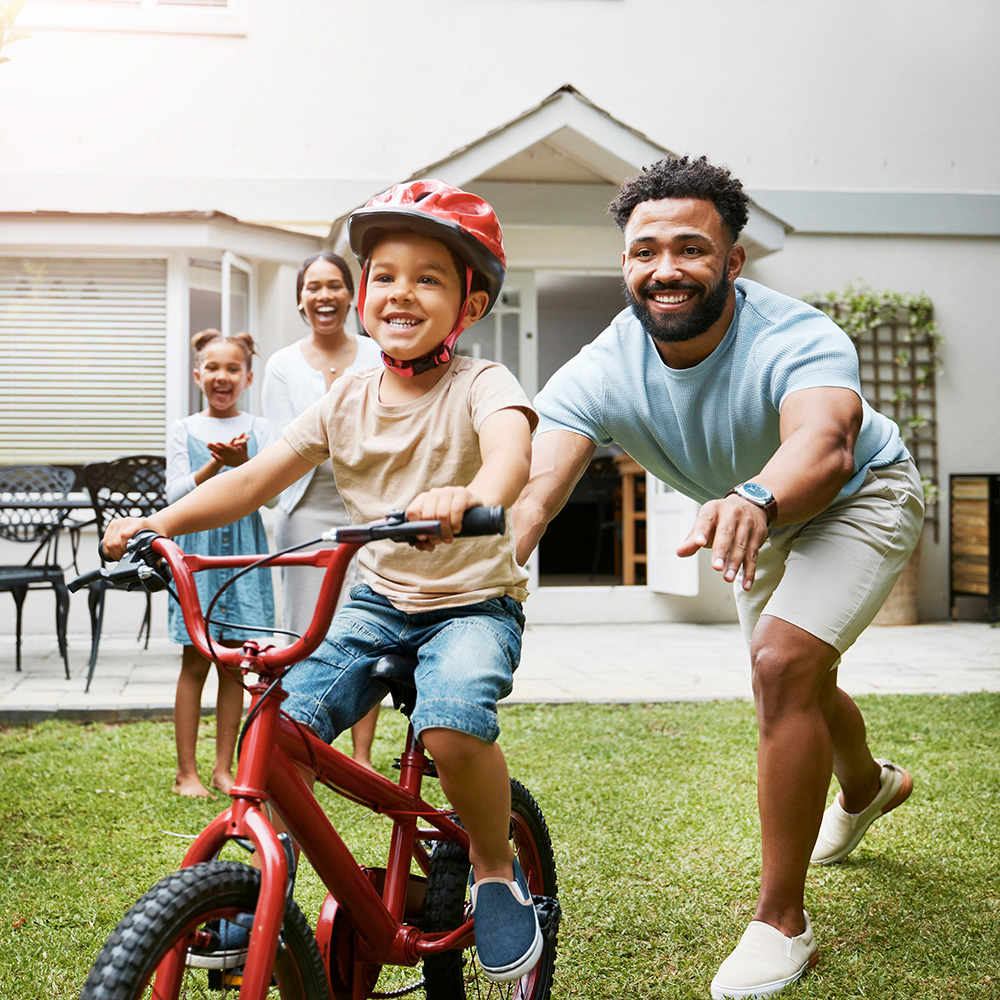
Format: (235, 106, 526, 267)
(406, 486, 481, 552)
(101, 516, 156, 562)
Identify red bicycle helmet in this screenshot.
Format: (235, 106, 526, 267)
(348, 179, 507, 376)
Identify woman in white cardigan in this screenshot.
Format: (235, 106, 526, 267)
(261, 251, 383, 766)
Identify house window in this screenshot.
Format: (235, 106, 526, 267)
(0, 257, 168, 464)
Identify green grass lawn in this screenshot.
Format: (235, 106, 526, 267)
(2, 693, 998, 999)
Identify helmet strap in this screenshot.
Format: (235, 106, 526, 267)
(360, 262, 475, 379)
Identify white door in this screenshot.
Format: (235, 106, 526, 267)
(455, 269, 538, 398)
(645, 474, 700, 596)
(221, 250, 253, 340)
(186, 252, 256, 413)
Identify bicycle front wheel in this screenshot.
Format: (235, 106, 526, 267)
(79, 860, 330, 1000)
(422, 778, 559, 1000)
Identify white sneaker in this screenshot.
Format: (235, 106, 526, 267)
(710, 912, 818, 1000)
(811, 759, 913, 865)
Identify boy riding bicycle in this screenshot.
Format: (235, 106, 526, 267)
(102, 179, 542, 982)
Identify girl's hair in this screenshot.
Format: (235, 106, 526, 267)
(191, 328, 258, 369)
(296, 251, 355, 304)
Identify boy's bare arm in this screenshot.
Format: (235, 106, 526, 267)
(469, 407, 533, 508)
(406, 407, 532, 548)
(102, 438, 315, 559)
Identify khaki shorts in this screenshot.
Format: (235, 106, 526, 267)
(735, 460, 925, 657)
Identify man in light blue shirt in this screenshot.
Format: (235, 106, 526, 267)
(513, 156, 923, 1000)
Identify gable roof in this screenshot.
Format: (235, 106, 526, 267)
(330, 85, 788, 261)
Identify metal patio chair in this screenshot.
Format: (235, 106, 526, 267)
(82, 455, 167, 692)
(0, 465, 77, 678)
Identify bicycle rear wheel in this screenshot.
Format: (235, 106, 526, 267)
(79, 860, 329, 1000)
(422, 779, 559, 1000)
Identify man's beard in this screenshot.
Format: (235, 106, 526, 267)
(623, 270, 731, 345)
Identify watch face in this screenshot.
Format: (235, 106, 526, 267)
(741, 482, 772, 502)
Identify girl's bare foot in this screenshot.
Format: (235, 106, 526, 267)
(210, 769, 236, 795)
(174, 773, 213, 798)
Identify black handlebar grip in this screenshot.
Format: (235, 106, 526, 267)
(456, 504, 506, 537)
(98, 527, 158, 564)
(68, 568, 105, 593)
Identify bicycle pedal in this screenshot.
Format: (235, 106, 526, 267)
(532, 895, 562, 943)
(208, 968, 243, 990)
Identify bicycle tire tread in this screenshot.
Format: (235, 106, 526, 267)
(79, 861, 328, 1000)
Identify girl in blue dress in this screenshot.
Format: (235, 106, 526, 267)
(166, 329, 275, 797)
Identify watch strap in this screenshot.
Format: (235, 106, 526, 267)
(726, 485, 777, 525)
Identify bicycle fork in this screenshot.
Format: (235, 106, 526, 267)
(156, 677, 292, 1000)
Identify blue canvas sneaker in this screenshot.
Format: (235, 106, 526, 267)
(185, 914, 253, 970)
(470, 857, 543, 982)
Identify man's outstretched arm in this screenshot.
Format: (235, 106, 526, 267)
(512, 429, 596, 565)
(677, 386, 861, 589)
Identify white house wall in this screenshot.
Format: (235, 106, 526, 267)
(5, 0, 997, 220)
(746, 233, 1000, 622)
(1, 0, 998, 631)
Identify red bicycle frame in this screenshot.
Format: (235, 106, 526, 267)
(145, 534, 477, 1000)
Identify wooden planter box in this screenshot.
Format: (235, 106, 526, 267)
(873, 538, 921, 626)
(949, 474, 1000, 622)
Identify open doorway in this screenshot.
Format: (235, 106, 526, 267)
(535, 272, 630, 587)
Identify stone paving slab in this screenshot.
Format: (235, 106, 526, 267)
(1, 621, 997, 725)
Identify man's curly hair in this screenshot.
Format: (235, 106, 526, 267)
(608, 156, 749, 242)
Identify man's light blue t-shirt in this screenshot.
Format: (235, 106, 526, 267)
(534, 278, 908, 508)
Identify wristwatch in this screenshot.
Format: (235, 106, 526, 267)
(726, 482, 777, 525)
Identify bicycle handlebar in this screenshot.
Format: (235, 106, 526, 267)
(68, 506, 507, 671)
(69, 529, 171, 594)
(330, 503, 505, 544)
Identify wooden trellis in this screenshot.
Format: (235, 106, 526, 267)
(809, 291, 940, 539)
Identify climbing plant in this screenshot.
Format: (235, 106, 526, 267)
(808, 283, 942, 537)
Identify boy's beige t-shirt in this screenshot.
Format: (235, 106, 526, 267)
(283, 355, 538, 613)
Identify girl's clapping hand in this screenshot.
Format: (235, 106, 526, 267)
(208, 432, 250, 468)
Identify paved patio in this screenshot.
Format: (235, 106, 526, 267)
(1, 621, 997, 725)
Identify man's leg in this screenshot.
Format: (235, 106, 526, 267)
(748, 613, 878, 933)
(810, 678, 913, 867)
(826, 681, 884, 814)
(712, 613, 838, 999)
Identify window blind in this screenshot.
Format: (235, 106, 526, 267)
(0, 258, 168, 464)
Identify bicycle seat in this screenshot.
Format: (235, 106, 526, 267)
(370, 654, 418, 718)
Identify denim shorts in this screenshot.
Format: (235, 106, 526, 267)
(280, 585, 525, 744)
